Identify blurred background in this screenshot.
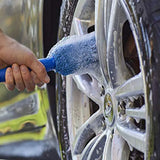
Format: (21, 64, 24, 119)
(0, 0, 62, 159)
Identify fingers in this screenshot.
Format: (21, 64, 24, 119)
(31, 71, 44, 87)
(5, 64, 46, 92)
(29, 58, 50, 84)
(20, 65, 35, 91)
(12, 64, 25, 91)
(5, 67, 15, 91)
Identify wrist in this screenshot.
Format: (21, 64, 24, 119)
(0, 31, 12, 50)
(0, 28, 3, 33)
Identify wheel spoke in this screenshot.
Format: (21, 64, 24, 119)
(95, 0, 110, 84)
(73, 75, 104, 106)
(71, 0, 105, 106)
(103, 0, 113, 38)
(115, 73, 144, 99)
(73, 111, 104, 154)
(72, 17, 92, 35)
(102, 130, 112, 160)
(71, 0, 95, 35)
(126, 105, 146, 119)
(87, 132, 106, 160)
(81, 135, 100, 160)
(116, 122, 146, 153)
(111, 132, 130, 160)
(106, 0, 130, 87)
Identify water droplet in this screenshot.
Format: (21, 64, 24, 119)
(135, 118, 140, 123)
(155, 58, 159, 63)
(96, 149, 99, 155)
(154, 152, 157, 157)
(136, 128, 140, 131)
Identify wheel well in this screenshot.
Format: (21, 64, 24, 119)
(43, 0, 62, 132)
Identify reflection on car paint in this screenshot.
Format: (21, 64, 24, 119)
(0, 0, 59, 159)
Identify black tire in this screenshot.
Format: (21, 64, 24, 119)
(56, 0, 79, 160)
(140, 0, 160, 159)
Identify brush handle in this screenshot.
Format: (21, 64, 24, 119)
(0, 57, 56, 82)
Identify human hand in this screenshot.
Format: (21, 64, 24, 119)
(0, 30, 50, 91)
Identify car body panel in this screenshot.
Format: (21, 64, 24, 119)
(0, 0, 60, 159)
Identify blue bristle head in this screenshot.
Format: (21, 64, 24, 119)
(47, 32, 99, 76)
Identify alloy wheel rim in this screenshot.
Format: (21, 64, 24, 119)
(66, 0, 150, 159)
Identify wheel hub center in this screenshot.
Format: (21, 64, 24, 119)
(104, 93, 114, 126)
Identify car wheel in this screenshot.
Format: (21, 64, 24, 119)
(57, 0, 160, 159)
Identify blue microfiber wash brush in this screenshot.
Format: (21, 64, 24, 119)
(0, 32, 99, 82)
